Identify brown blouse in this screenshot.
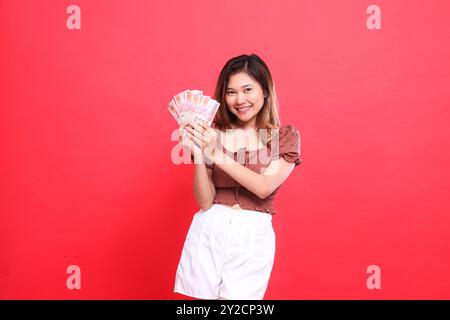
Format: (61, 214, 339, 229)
(204, 125, 302, 215)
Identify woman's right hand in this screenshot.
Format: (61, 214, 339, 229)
(179, 123, 203, 161)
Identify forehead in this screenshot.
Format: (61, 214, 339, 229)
(227, 72, 259, 88)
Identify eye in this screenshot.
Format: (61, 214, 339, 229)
(226, 91, 235, 95)
(244, 88, 252, 93)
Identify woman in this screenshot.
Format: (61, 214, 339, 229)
(174, 54, 302, 300)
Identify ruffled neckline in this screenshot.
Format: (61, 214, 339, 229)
(216, 132, 266, 154)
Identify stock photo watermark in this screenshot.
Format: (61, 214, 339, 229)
(66, 4, 382, 31)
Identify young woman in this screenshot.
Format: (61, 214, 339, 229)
(174, 54, 302, 300)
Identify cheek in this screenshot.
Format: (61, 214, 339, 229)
(250, 92, 265, 107)
(225, 96, 235, 107)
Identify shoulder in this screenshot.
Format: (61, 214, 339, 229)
(270, 125, 302, 165)
(279, 124, 300, 135)
(275, 125, 300, 145)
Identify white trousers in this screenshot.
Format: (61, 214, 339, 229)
(174, 204, 276, 300)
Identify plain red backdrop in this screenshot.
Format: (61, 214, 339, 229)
(1, 0, 449, 299)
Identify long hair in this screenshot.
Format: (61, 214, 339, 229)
(212, 54, 281, 145)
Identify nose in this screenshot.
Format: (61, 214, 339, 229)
(236, 92, 246, 105)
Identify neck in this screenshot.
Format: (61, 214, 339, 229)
(232, 117, 257, 131)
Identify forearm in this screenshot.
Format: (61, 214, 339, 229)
(212, 150, 269, 199)
(193, 163, 215, 209)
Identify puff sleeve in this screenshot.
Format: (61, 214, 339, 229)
(271, 125, 302, 166)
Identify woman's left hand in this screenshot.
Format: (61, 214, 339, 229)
(185, 120, 218, 162)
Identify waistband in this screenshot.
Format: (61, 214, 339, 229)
(201, 204, 272, 223)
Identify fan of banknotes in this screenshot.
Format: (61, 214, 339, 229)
(168, 89, 220, 126)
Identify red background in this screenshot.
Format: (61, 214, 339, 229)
(1, 0, 449, 299)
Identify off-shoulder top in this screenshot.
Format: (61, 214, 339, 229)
(203, 125, 302, 215)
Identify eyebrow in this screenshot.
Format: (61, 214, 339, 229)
(226, 84, 253, 90)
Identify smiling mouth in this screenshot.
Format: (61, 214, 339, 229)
(236, 105, 252, 113)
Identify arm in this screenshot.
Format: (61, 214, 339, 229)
(212, 149, 295, 199)
(193, 163, 216, 210)
(179, 122, 216, 210)
(185, 121, 298, 200)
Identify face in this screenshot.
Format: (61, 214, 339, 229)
(225, 72, 266, 129)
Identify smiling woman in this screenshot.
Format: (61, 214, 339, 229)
(174, 54, 302, 300)
(213, 54, 281, 133)
(224, 73, 267, 128)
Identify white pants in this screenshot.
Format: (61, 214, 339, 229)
(174, 204, 276, 300)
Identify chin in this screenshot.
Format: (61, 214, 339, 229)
(237, 115, 256, 124)
(236, 115, 252, 122)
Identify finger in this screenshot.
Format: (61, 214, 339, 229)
(179, 128, 188, 142)
(189, 121, 205, 135)
(187, 131, 203, 148)
(186, 125, 204, 140)
(187, 130, 201, 143)
(202, 130, 213, 142)
(187, 123, 201, 136)
(183, 130, 194, 144)
(180, 120, 190, 129)
(195, 121, 213, 139)
(198, 121, 209, 130)
(202, 129, 216, 143)
(184, 134, 196, 148)
(198, 121, 211, 131)
(199, 121, 216, 137)
(179, 126, 188, 140)
(180, 132, 189, 146)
